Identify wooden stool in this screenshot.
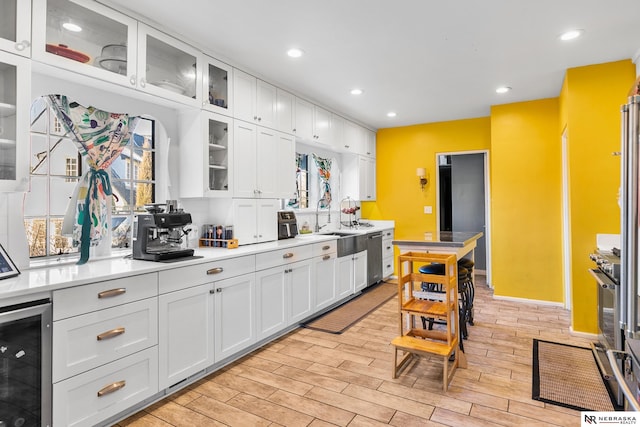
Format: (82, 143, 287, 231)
(391, 252, 467, 391)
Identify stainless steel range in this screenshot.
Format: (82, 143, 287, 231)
(589, 239, 623, 408)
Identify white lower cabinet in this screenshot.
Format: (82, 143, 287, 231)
(287, 259, 314, 325)
(158, 283, 214, 390)
(313, 252, 337, 311)
(255, 267, 287, 340)
(382, 228, 395, 279)
(214, 272, 257, 361)
(256, 258, 313, 337)
(336, 250, 368, 298)
(53, 347, 158, 427)
(354, 250, 368, 293)
(53, 298, 158, 382)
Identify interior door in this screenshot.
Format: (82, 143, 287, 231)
(439, 153, 487, 270)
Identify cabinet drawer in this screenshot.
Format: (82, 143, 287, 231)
(313, 240, 337, 257)
(382, 229, 394, 239)
(383, 256, 394, 278)
(53, 273, 158, 320)
(53, 298, 158, 382)
(255, 245, 313, 271)
(382, 239, 394, 259)
(159, 255, 256, 294)
(53, 346, 158, 427)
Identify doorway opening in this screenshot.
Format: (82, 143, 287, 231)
(436, 151, 491, 285)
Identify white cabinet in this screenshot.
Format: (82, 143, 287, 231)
(382, 228, 395, 279)
(53, 347, 158, 427)
(0, 50, 29, 191)
(343, 120, 365, 154)
(233, 69, 277, 129)
(343, 155, 376, 201)
(233, 121, 294, 199)
(287, 259, 314, 325)
(363, 129, 376, 157)
(255, 266, 287, 340)
(329, 113, 345, 152)
(256, 258, 313, 336)
(313, 252, 337, 311)
(0, 0, 31, 57)
(203, 55, 233, 116)
(33, 0, 202, 106)
(136, 23, 202, 106)
(52, 273, 159, 427)
(158, 283, 214, 390)
(276, 88, 296, 134)
(232, 198, 278, 245)
(353, 250, 368, 292)
(294, 97, 331, 144)
(157, 255, 255, 388)
(179, 111, 233, 198)
(214, 272, 257, 361)
(336, 250, 368, 299)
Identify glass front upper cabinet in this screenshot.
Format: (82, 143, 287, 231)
(32, 0, 137, 87)
(0, 0, 31, 57)
(136, 23, 202, 107)
(0, 51, 29, 192)
(203, 56, 233, 116)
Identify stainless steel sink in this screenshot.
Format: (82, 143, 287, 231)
(321, 232, 367, 257)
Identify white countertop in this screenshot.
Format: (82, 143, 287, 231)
(0, 221, 394, 301)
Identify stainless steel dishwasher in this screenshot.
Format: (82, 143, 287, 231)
(366, 232, 383, 286)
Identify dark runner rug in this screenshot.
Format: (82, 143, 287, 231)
(532, 339, 615, 412)
(301, 281, 396, 334)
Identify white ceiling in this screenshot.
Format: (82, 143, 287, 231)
(101, 0, 640, 130)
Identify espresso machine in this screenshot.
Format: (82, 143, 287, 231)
(132, 201, 195, 261)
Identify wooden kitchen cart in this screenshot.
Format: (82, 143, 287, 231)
(391, 251, 466, 390)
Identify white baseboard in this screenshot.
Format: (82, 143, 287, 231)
(492, 294, 565, 308)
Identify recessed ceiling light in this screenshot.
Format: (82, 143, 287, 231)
(62, 22, 82, 32)
(559, 29, 584, 41)
(496, 86, 511, 94)
(287, 48, 304, 58)
(350, 88, 363, 95)
(387, 112, 397, 118)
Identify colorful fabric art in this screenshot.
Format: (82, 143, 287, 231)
(48, 95, 139, 264)
(312, 153, 332, 207)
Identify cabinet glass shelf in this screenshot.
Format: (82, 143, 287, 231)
(0, 103, 16, 117)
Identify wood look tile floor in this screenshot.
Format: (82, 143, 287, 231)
(115, 276, 593, 426)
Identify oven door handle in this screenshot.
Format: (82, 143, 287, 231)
(589, 269, 618, 289)
(607, 349, 640, 411)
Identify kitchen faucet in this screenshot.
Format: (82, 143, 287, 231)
(314, 198, 331, 232)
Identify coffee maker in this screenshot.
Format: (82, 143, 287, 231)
(132, 201, 195, 261)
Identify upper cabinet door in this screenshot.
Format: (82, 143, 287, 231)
(363, 129, 376, 157)
(276, 89, 295, 134)
(256, 79, 277, 129)
(0, 51, 29, 192)
(294, 97, 314, 141)
(32, 0, 138, 88)
(0, 0, 31, 57)
(136, 23, 202, 107)
(233, 69, 256, 123)
(314, 106, 331, 145)
(202, 55, 233, 116)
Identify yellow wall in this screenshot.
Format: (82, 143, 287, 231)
(490, 98, 563, 301)
(365, 59, 635, 335)
(563, 60, 635, 333)
(365, 118, 491, 245)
